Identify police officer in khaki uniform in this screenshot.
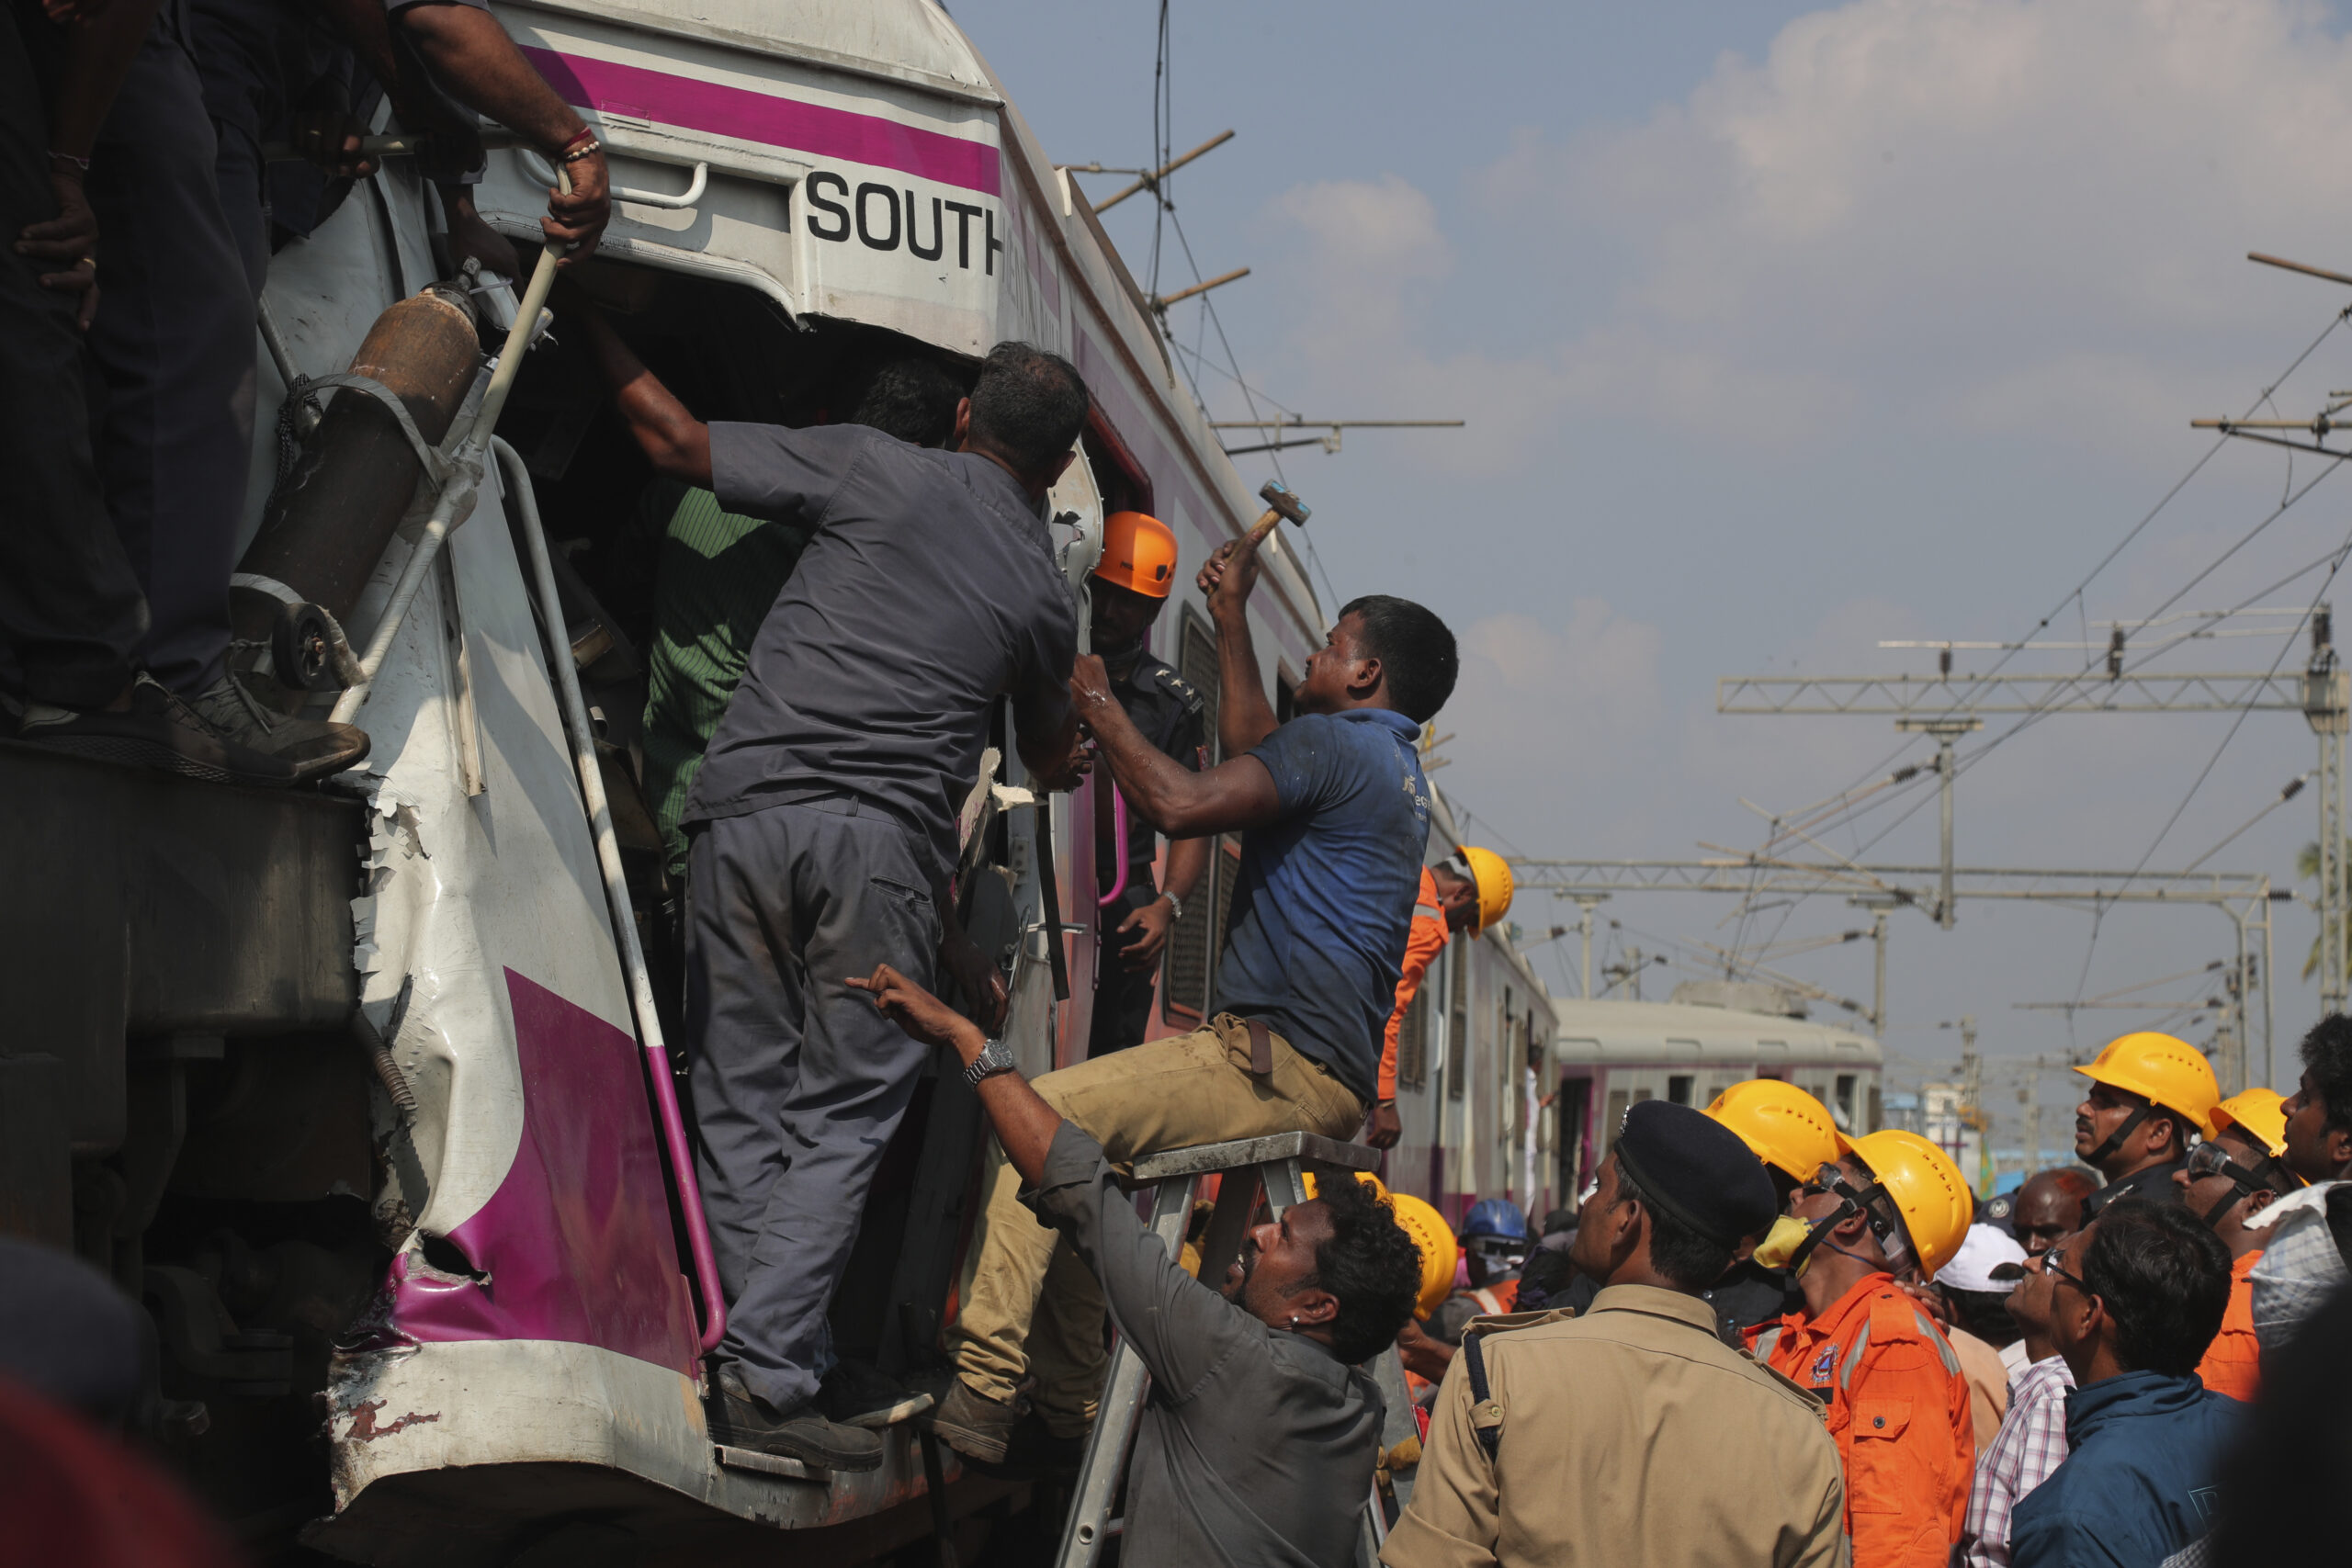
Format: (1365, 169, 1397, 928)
(1383, 1100, 1846, 1568)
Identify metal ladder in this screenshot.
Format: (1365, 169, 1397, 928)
(1055, 1131, 1419, 1568)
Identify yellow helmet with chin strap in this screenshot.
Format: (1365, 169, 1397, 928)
(2075, 1031, 2222, 1139)
(1704, 1079, 1848, 1182)
(1844, 1130, 1973, 1280)
(2209, 1088, 2292, 1162)
(1459, 846, 1514, 934)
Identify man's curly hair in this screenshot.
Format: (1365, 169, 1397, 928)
(1297, 1176, 1426, 1365)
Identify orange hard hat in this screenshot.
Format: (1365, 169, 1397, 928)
(1093, 511, 1179, 599)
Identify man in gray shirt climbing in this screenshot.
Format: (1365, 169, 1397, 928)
(851, 960, 1426, 1567)
(574, 310, 1091, 1471)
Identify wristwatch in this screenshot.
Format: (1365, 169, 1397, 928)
(964, 1039, 1017, 1087)
(1160, 890, 1186, 922)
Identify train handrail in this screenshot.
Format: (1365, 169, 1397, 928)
(498, 434, 729, 1355)
(1097, 785, 1128, 908)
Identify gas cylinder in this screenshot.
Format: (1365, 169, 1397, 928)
(232, 283, 481, 711)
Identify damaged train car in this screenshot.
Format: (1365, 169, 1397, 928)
(0, 0, 1335, 1560)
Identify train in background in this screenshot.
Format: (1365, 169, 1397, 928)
(1383, 867, 1885, 1225)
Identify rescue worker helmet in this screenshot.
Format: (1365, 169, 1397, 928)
(1385, 1192, 1459, 1321)
(1092, 511, 1179, 599)
(1459, 846, 1515, 933)
(1845, 1130, 1973, 1280)
(1704, 1079, 1849, 1182)
(2208, 1087, 2292, 1161)
(1460, 1197, 1529, 1242)
(2074, 1031, 2222, 1136)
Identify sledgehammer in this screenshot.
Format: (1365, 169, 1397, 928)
(1245, 479, 1311, 544)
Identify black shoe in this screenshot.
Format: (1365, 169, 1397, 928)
(820, 1358, 935, 1430)
(18, 675, 299, 788)
(708, 1374, 883, 1472)
(187, 674, 370, 782)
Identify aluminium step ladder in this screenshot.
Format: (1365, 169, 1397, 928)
(1056, 1131, 1419, 1568)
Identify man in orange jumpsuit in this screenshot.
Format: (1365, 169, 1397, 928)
(1364, 846, 1511, 1148)
(2176, 1088, 2301, 1401)
(1748, 1130, 1976, 1568)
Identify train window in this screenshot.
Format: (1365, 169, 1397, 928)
(1557, 1077, 1592, 1195)
(1834, 1074, 1858, 1128)
(1667, 1074, 1695, 1106)
(1161, 609, 1223, 1024)
(1275, 673, 1296, 722)
(1080, 406, 1155, 518)
(1604, 1088, 1629, 1149)
(1867, 1085, 1883, 1134)
(1446, 941, 1470, 1101)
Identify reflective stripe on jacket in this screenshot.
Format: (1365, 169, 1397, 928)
(1748, 1272, 1975, 1568)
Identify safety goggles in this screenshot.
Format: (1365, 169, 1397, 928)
(1795, 1164, 1915, 1273)
(2182, 1139, 2296, 1226)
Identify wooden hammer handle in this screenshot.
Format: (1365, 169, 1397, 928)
(1246, 509, 1283, 544)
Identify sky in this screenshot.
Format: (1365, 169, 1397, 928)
(955, 0, 2352, 1147)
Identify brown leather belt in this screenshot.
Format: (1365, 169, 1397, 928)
(1245, 1017, 1274, 1078)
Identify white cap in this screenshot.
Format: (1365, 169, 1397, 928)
(1936, 1224, 2029, 1293)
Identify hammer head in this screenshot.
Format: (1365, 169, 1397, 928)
(1259, 479, 1311, 526)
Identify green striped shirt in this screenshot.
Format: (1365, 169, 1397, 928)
(637, 480, 810, 877)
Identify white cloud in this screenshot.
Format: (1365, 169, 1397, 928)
(1266, 0, 2352, 464)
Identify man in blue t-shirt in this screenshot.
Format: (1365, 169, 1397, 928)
(936, 519, 1456, 1470)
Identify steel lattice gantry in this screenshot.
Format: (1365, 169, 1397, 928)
(1716, 617, 2349, 1016)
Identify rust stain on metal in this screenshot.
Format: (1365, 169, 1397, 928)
(345, 1398, 442, 1442)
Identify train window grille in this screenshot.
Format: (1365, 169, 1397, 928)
(1397, 986, 1430, 1089)
(1160, 610, 1222, 1023)
(1445, 940, 1469, 1101)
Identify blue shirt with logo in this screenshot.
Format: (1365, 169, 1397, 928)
(1216, 708, 1431, 1103)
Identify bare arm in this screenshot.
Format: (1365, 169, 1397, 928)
(849, 964, 1061, 1186)
(1194, 525, 1281, 756)
(388, 1, 609, 256)
(17, 0, 165, 327)
(1162, 832, 1209, 905)
(570, 306, 711, 483)
(1071, 656, 1279, 839)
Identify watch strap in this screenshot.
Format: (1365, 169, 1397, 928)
(964, 1041, 1016, 1087)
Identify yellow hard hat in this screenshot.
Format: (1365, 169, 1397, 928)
(1092, 511, 1179, 599)
(1384, 1192, 1459, 1322)
(1460, 846, 1514, 933)
(2209, 1088, 2291, 1161)
(2074, 1032, 2222, 1135)
(1846, 1130, 1973, 1280)
(1705, 1079, 1849, 1182)
(1300, 1169, 1390, 1202)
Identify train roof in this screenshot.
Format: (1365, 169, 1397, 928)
(1548, 998, 1884, 1066)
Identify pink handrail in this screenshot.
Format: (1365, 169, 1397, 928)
(1098, 783, 1130, 907)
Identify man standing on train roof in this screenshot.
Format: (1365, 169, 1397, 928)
(1364, 846, 1512, 1148)
(933, 520, 1458, 1470)
(1383, 1100, 1846, 1568)
(571, 312, 1093, 1471)
(1747, 1129, 1977, 1568)
(2071, 1031, 2220, 1221)
(1082, 509, 1211, 1057)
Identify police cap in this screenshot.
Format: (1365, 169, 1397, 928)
(1612, 1099, 1780, 1247)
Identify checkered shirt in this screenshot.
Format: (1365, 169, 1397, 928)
(1961, 1353, 2075, 1568)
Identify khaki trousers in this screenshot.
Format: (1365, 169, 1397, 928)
(949, 1013, 1366, 1431)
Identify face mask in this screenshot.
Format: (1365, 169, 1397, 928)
(1752, 1214, 1813, 1271)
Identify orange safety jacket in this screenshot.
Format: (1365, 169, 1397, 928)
(2195, 1248, 2262, 1403)
(1747, 1273, 1973, 1568)
(1378, 867, 1452, 1101)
